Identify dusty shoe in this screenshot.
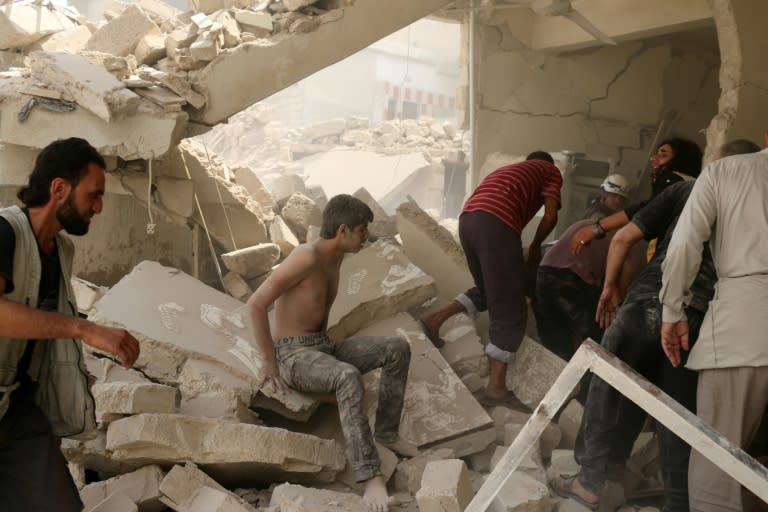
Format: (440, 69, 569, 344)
(550, 474, 599, 510)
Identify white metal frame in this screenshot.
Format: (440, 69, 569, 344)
(466, 339, 768, 511)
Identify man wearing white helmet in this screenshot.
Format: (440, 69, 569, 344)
(583, 174, 631, 221)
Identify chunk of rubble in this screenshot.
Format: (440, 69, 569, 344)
(271, 173, 309, 206)
(270, 215, 300, 257)
(281, 192, 321, 242)
(28, 25, 92, 53)
(85, 353, 151, 385)
(283, 0, 318, 11)
(489, 471, 556, 512)
(72, 276, 110, 314)
(415, 459, 473, 512)
(270, 483, 365, 511)
(179, 390, 260, 424)
(302, 118, 347, 141)
(357, 314, 494, 456)
(396, 201, 473, 300)
(93, 382, 178, 424)
(547, 449, 580, 481)
(81, 465, 165, 511)
(234, 9, 273, 33)
(222, 243, 281, 279)
(183, 487, 258, 512)
(394, 448, 456, 493)
(222, 271, 252, 301)
(327, 241, 436, 340)
(135, 33, 168, 65)
(106, 414, 346, 484)
(509, 337, 567, 410)
(61, 431, 140, 478)
(436, 311, 485, 377)
(232, 167, 276, 221)
(29, 52, 140, 123)
(504, 422, 562, 459)
(491, 444, 547, 485)
(137, 66, 205, 110)
(210, 10, 241, 47)
(89, 492, 138, 512)
(353, 187, 397, 238)
(159, 462, 227, 510)
(0, 4, 76, 48)
(89, 260, 317, 415)
(87, 5, 160, 57)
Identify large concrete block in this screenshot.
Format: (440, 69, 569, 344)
(106, 414, 346, 484)
(415, 459, 473, 512)
(61, 431, 140, 478)
(357, 314, 493, 455)
(179, 390, 259, 424)
(89, 261, 317, 415)
(396, 201, 472, 301)
(222, 271, 252, 302)
(270, 173, 308, 206)
(29, 52, 140, 123)
(269, 215, 300, 257)
(0, 4, 76, 48)
(509, 337, 567, 410)
(87, 4, 159, 57)
(159, 462, 226, 510)
(394, 448, 456, 493)
(281, 192, 321, 242)
(93, 382, 178, 423)
(327, 240, 436, 339)
(353, 187, 397, 238)
(221, 243, 280, 279)
(80, 465, 165, 512)
(270, 483, 366, 510)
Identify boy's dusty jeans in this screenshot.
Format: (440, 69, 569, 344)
(275, 333, 411, 482)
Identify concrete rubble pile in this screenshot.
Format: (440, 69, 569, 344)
(59, 196, 662, 512)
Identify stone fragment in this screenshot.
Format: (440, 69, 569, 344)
(234, 9, 273, 32)
(85, 353, 151, 385)
(547, 449, 580, 481)
(327, 241, 435, 339)
(509, 337, 567, 410)
(283, 0, 317, 11)
(557, 400, 584, 449)
(415, 459, 473, 512)
(464, 443, 498, 473)
(89, 261, 317, 415)
(358, 314, 493, 455)
(29, 52, 140, 123)
(491, 444, 547, 485)
(61, 431, 139, 478)
(210, 10, 240, 47)
(269, 215, 300, 257)
(28, 25, 91, 53)
(232, 167, 275, 221)
(437, 311, 485, 377)
(135, 33, 167, 66)
(222, 272, 252, 302)
(302, 118, 346, 141)
(87, 5, 159, 57)
(93, 382, 177, 423)
(504, 422, 562, 459)
(190, 31, 220, 62)
(353, 187, 397, 238)
(180, 390, 260, 424)
(183, 486, 258, 512)
(139, 0, 182, 23)
(107, 414, 345, 484)
(165, 24, 198, 60)
(396, 201, 473, 300)
(281, 192, 321, 242)
(222, 243, 281, 279)
(341, 129, 373, 146)
(0, 4, 76, 48)
(89, 492, 138, 512)
(271, 173, 308, 206)
(137, 66, 205, 110)
(72, 277, 109, 314)
(394, 448, 456, 493)
(80, 465, 164, 512)
(489, 471, 555, 512)
(305, 184, 328, 211)
(159, 463, 226, 509)
(270, 483, 365, 511)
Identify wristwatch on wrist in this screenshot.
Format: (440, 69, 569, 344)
(591, 220, 606, 240)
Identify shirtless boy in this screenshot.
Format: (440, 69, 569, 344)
(247, 194, 412, 511)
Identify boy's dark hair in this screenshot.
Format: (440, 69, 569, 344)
(658, 137, 703, 178)
(525, 151, 555, 165)
(320, 194, 374, 239)
(17, 138, 106, 208)
(720, 139, 761, 157)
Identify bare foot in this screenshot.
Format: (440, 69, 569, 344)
(378, 436, 419, 457)
(363, 475, 391, 512)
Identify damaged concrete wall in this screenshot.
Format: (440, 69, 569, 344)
(472, 22, 721, 191)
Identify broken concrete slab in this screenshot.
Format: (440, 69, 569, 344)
(234, 9, 273, 33)
(353, 187, 397, 238)
(29, 51, 140, 123)
(106, 414, 346, 485)
(28, 25, 92, 53)
(222, 271, 252, 302)
(80, 465, 165, 512)
(93, 382, 178, 424)
(135, 33, 167, 66)
(176, 357, 253, 402)
(509, 337, 567, 410)
(283, 0, 317, 11)
(90, 260, 317, 415)
(0, 4, 76, 48)
(87, 4, 159, 56)
(394, 448, 456, 494)
(557, 399, 584, 450)
(137, 66, 205, 110)
(179, 390, 260, 424)
(269, 215, 300, 257)
(357, 314, 494, 456)
(281, 192, 321, 242)
(415, 459, 473, 512)
(89, 492, 138, 512)
(327, 241, 436, 340)
(183, 486, 258, 512)
(396, 201, 472, 301)
(159, 462, 227, 510)
(61, 431, 140, 479)
(231, 166, 275, 221)
(72, 276, 109, 314)
(270, 483, 365, 511)
(222, 243, 280, 279)
(85, 353, 151, 385)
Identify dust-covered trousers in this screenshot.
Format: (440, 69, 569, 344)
(275, 333, 411, 482)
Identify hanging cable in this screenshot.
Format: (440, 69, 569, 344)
(146, 159, 156, 235)
(202, 142, 238, 251)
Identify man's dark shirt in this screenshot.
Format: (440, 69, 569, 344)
(623, 170, 690, 221)
(622, 181, 716, 313)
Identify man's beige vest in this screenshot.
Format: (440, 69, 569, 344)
(0, 206, 96, 438)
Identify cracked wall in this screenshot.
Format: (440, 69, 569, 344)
(473, 22, 721, 192)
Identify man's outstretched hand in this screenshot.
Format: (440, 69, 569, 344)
(661, 320, 690, 368)
(80, 323, 140, 369)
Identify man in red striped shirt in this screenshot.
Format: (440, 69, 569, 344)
(421, 151, 562, 404)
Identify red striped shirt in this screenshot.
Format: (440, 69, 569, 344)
(463, 159, 562, 234)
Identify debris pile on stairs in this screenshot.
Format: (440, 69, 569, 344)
(66, 194, 664, 512)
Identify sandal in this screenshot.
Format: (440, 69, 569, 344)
(550, 474, 599, 510)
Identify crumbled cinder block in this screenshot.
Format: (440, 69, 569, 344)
(80, 465, 164, 512)
(415, 459, 473, 512)
(86, 4, 159, 56)
(222, 243, 281, 279)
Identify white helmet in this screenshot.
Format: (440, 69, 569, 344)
(600, 174, 631, 198)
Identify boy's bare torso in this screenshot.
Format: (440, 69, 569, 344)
(272, 244, 342, 340)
